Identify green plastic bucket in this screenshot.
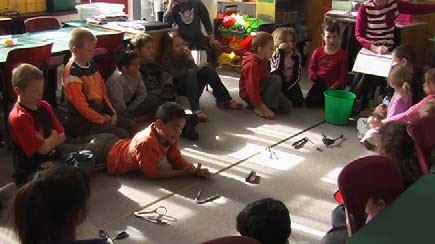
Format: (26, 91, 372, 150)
(324, 89, 356, 125)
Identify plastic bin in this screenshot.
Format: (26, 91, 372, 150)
(324, 89, 356, 125)
(75, 3, 125, 21)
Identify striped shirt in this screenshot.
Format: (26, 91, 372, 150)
(355, 0, 435, 49)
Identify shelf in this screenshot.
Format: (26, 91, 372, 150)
(217, 0, 257, 5)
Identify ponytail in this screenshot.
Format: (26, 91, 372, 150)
(401, 81, 412, 104)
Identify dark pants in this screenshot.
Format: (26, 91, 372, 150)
(65, 101, 130, 139)
(351, 74, 387, 112)
(57, 133, 120, 167)
(187, 35, 220, 67)
(305, 80, 328, 107)
(245, 75, 292, 113)
(174, 66, 231, 111)
(283, 84, 304, 107)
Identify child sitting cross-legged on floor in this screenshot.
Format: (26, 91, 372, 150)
(383, 68, 435, 124)
(106, 50, 159, 133)
(8, 64, 119, 186)
(270, 27, 304, 107)
(129, 33, 199, 140)
(107, 102, 210, 179)
(239, 32, 292, 119)
(160, 31, 242, 122)
(63, 27, 130, 138)
(358, 64, 413, 150)
(306, 19, 348, 107)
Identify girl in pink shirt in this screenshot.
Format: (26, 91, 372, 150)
(385, 68, 435, 123)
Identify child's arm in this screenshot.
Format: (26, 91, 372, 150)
(355, 5, 373, 50)
(384, 96, 434, 123)
(270, 48, 285, 74)
(106, 75, 130, 117)
(198, 1, 214, 39)
(308, 48, 320, 82)
(36, 130, 65, 155)
(163, 0, 175, 25)
(128, 76, 147, 113)
(64, 82, 107, 124)
(397, 1, 435, 15)
(243, 63, 264, 107)
(332, 50, 348, 89)
(291, 52, 302, 85)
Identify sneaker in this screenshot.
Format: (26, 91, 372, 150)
(182, 114, 199, 140)
(194, 110, 208, 122)
(216, 100, 242, 110)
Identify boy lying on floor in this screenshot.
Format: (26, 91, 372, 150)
(107, 102, 210, 179)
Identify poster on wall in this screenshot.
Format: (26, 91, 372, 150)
(256, 0, 275, 22)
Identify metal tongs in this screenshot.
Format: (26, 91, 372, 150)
(134, 206, 177, 224)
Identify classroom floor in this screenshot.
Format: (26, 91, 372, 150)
(0, 69, 371, 244)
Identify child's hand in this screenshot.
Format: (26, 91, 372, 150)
(255, 104, 276, 120)
(183, 46, 194, 61)
(370, 44, 388, 54)
(197, 62, 208, 70)
(196, 168, 210, 179)
(35, 132, 44, 140)
(209, 36, 221, 49)
(278, 42, 290, 50)
(374, 104, 387, 115)
(104, 114, 112, 123)
(111, 114, 118, 126)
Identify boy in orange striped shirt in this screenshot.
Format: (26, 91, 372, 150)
(62, 27, 129, 138)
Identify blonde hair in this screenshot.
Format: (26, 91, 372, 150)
(388, 64, 412, 103)
(252, 32, 273, 54)
(12, 63, 44, 90)
(129, 33, 153, 51)
(68, 27, 97, 50)
(419, 100, 435, 118)
(272, 27, 297, 52)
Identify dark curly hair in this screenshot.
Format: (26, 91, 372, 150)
(378, 122, 422, 187)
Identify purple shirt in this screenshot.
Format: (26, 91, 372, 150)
(387, 92, 412, 118)
(387, 94, 435, 123)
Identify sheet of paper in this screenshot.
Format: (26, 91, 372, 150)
(352, 48, 393, 77)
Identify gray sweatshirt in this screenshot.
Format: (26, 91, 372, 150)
(164, 0, 213, 42)
(106, 70, 147, 117)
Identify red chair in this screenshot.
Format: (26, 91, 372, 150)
(407, 116, 435, 175)
(24, 16, 62, 33)
(24, 16, 63, 106)
(202, 236, 261, 244)
(337, 155, 405, 235)
(3, 43, 53, 127)
(95, 32, 125, 80)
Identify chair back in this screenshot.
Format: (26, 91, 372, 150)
(337, 155, 405, 235)
(95, 32, 125, 79)
(407, 116, 435, 174)
(4, 43, 53, 102)
(24, 16, 62, 33)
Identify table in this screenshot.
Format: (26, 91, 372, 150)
(0, 26, 132, 64)
(349, 175, 435, 244)
(325, 14, 429, 67)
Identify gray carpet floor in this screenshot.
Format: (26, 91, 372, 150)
(0, 69, 371, 244)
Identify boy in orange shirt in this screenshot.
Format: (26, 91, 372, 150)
(107, 102, 210, 179)
(63, 27, 129, 138)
